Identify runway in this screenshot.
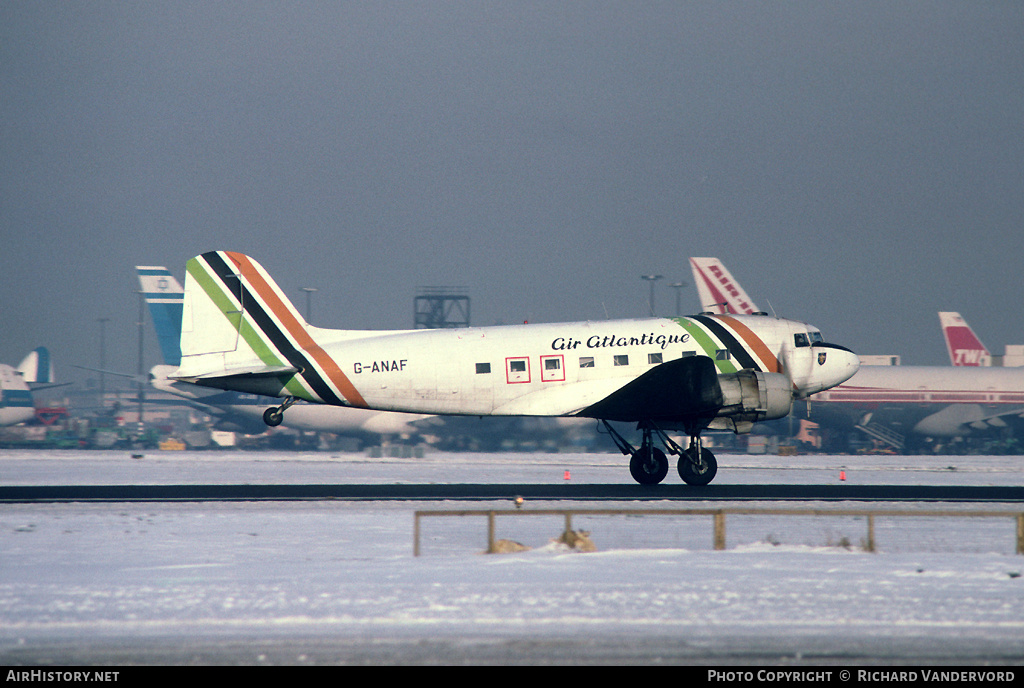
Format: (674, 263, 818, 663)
(3, 482, 1024, 503)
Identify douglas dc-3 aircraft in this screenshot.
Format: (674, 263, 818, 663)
(170, 251, 859, 485)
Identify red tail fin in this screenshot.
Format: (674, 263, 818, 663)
(939, 312, 990, 366)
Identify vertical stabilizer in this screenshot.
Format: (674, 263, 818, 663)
(17, 347, 53, 385)
(137, 266, 184, 366)
(178, 251, 285, 376)
(939, 312, 991, 366)
(689, 258, 759, 314)
(174, 251, 367, 408)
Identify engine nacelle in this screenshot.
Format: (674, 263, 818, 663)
(710, 370, 793, 434)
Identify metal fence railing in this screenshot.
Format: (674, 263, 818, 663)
(413, 507, 1024, 557)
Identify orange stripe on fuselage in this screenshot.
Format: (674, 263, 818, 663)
(226, 252, 369, 408)
(716, 315, 780, 373)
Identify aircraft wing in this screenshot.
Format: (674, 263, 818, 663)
(970, 408, 1024, 430)
(578, 356, 725, 424)
(913, 402, 1024, 436)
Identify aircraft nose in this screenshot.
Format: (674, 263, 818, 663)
(820, 344, 860, 386)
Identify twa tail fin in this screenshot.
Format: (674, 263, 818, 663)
(688, 257, 759, 315)
(939, 312, 991, 366)
(137, 266, 184, 366)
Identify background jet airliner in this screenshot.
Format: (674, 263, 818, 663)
(0, 348, 58, 426)
(137, 266, 430, 438)
(692, 260, 1024, 450)
(0, 362, 35, 426)
(170, 251, 858, 484)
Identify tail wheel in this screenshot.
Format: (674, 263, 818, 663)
(630, 446, 668, 485)
(678, 446, 717, 485)
(263, 407, 284, 427)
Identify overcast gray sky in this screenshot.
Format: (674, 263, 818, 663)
(2, 2, 1023, 389)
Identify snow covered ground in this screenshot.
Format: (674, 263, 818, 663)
(1, 449, 1023, 665)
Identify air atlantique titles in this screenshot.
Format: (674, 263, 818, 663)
(551, 332, 691, 351)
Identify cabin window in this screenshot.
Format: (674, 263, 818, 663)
(579, 357, 595, 368)
(476, 362, 491, 374)
(794, 333, 810, 348)
(648, 353, 663, 365)
(541, 355, 565, 382)
(506, 357, 531, 384)
(715, 349, 730, 361)
(680, 350, 696, 358)
(614, 355, 629, 366)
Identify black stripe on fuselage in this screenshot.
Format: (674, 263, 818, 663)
(692, 315, 762, 372)
(201, 252, 345, 406)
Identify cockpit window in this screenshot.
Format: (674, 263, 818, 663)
(809, 331, 824, 345)
(794, 333, 810, 348)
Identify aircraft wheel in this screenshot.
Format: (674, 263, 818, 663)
(263, 407, 284, 427)
(678, 446, 718, 485)
(630, 446, 668, 485)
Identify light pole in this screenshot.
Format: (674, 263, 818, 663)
(136, 290, 145, 432)
(301, 287, 317, 324)
(640, 275, 662, 316)
(97, 317, 109, 407)
(669, 281, 687, 316)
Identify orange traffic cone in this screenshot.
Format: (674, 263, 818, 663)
(840, 470, 847, 481)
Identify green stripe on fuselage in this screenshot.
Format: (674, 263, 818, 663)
(673, 317, 739, 373)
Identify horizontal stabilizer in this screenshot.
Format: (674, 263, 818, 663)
(171, 364, 299, 382)
(171, 363, 301, 397)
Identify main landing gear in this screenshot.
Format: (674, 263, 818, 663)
(601, 420, 718, 486)
(263, 396, 297, 427)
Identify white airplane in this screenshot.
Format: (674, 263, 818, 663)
(939, 312, 991, 367)
(0, 347, 58, 427)
(168, 251, 859, 484)
(810, 365, 1024, 439)
(0, 363, 35, 426)
(690, 261, 1024, 446)
(689, 257, 761, 315)
(137, 266, 429, 437)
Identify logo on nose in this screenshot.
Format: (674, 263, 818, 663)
(817, 352, 827, 366)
